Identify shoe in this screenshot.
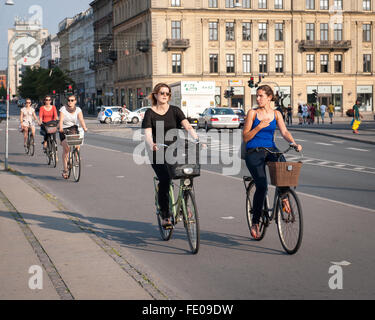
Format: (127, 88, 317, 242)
(162, 218, 173, 229)
(250, 224, 260, 239)
(62, 170, 69, 179)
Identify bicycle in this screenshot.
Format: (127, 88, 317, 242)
(243, 145, 303, 255)
(24, 122, 35, 156)
(43, 121, 58, 168)
(65, 132, 84, 182)
(153, 142, 201, 254)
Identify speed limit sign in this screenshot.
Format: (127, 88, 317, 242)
(12, 36, 42, 66)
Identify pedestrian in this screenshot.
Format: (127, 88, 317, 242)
(315, 104, 321, 124)
(302, 104, 308, 124)
(352, 100, 364, 134)
(309, 104, 315, 124)
(328, 103, 335, 124)
(287, 104, 293, 126)
(297, 104, 303, 125)
(320, 103, 327, 124)
(121, 103, 129, 122)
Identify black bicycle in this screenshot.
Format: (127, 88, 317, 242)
(24, 122, 35, 156)
(243, 145, 303, 255)
(43, 121, 58, 168)
(65, 133, 83, 182)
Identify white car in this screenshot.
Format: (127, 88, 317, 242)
(126, 107, 151, 124)
(97, 106, 123, 124)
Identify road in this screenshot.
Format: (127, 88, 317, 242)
(1, 105, 375, 300)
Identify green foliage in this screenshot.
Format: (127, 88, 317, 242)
(0, 84, 6, 100)
(18, 66, 74, 100)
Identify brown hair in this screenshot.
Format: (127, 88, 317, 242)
(257, 85, 276, 102)
(149, 83, 171, 106)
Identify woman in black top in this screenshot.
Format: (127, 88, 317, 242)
(142, 83, 200, 228)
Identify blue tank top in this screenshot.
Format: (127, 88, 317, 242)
(246, 114, 277, 149)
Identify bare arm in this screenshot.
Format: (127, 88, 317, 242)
(59, 112, 64, 133)
(144, 127, 156, 151)
(181, 119, 199, 141)
(77, 112, 88, 131)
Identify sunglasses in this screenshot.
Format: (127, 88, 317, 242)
(45, 99, 51, 101)
(26, 102, 31, 104)
(158, 92, 171, 96)
(68, 99, 76, 102)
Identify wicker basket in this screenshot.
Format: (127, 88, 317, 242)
(267, 161, 303, 187)
(46, 126, 57, 134)
(66, 134, 83, 146)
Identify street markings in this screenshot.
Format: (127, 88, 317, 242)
(221, 216, 235, 220)
(315, 142, 334, 146)
(346, 147, 369, 152)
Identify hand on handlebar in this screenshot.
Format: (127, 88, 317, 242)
(290, 143, 303, 152)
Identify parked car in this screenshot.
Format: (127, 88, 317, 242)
(197, 107, 240, 132)
(126, 107, 151, 124)
(17, 99, 26, 108)
(232, 108, 246, 127)
(0, 105, 7, 123)
(97, 106, 123, 124)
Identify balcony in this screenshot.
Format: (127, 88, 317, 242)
(137, 39, 151, 53)
(109, 50, 117, 61)
(298, 40, 352, 52)
(165, 39, 190, 51)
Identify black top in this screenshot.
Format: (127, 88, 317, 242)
(142, 105, 186, 145)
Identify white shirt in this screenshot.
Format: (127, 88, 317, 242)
(60, 106, 82, 129)
(320, 105, 327, 113)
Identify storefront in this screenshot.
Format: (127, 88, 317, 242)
(357, 85, 373, 112)
(307, 85, 343, 111)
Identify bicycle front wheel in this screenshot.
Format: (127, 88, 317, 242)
(155, 184, 173, 241)
(51, 140, 57, 168)
(276, 188, 303, 255)
(183, 190, 200, 254)
(246, 180, 267, 241)
(71, 148, 81, 182)
(29, 135, 35, 156)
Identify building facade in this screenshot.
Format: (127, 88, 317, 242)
(90, 0, 116, 106)
(40, 34, 60, 69)
(0, 70, 6, 90)
(8, 17, 49, 97)
(112, 0, 375, 114)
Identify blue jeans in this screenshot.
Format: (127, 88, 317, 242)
(245, 147, 288, 225)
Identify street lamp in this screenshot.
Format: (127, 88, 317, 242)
(5, 0, 15, 5)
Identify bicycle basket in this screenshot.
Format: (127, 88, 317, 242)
(46, 126, 57, 134)
(267, 161, 303, 187)
(168, 140, 200, 180)
(65, 134, 83, 146)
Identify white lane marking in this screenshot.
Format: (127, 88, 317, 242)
(331, 140, 345, 144)
(295, 139, 306, 142)
(315, 142, 334, 146)
(334, 164, 345, 167)
(318, 161, 330, 165)
(221, 216, 235, 220)
(116, 176, 125, 178)
(354, 168, 365, 171)
(346, 148, 369, 152)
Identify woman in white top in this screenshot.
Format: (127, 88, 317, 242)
(20, 98, 40, 147)
(59, 95, 88, 179)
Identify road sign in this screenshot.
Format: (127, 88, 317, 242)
(104, 109, 113, 117)
(12, 36, 42, 66)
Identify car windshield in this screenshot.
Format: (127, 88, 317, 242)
(211, 108, 235, 115)
(234, 110, 245, 116)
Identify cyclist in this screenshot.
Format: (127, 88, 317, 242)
(39, 95, 58, 152)
(142, 83, 200, 229)
(243, 85, 302, 239)
(58, 96, 88, 179)
(20, 98, 40, 148)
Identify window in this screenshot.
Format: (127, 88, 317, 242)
(226, 22, 235, 41)
(363, 0, 371, 11)
(209, 0, 218, 7)
(172, 53, 181, 73)
(275, 0, 283, 9)
(363, 24, 371, 42)
(307, 54, 315, 72)
(320, 23, 329, 41)
(334, 23, 343, 41)
(226, 54, 235, 73)
(306, 0, 315, 9)
(259, 0, 267, 9)
(226, 0, 235, 8)
(242, 22, 251, 41)
(210, 54, 218, 73)
(243, 0, 251, 8)
(243, 54, 251, 73)
(334, 0, 343, 10)
(306, 23, 315, 41)
(320, 0, 329, 10)
(259, 23, 268, 41)
(209, 22, 218, 41)
(171, 21, 181, 39)
(275, 23, 284, 41)
(275, 54, 284, 73)
(334, 54, 343, 73)
(320, 54, 329, 73)
(363, 54, 371, 72)
(259, 54, 267, 73)
(171, 0, 181, 6)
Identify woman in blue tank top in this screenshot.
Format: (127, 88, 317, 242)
(243, 85, 303, 240)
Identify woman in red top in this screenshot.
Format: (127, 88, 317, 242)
(39, 95, 58, 151)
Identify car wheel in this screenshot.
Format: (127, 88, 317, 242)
(205, 122, 209, 133)
(132, 117, 139, 124)
(104, 117, 111, 124)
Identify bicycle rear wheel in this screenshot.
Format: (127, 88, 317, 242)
(71, 148, 81, 182)
(183, 190, 200, 254)
(246, 180, 267, 241)
(29, 135, 35, 156)
(50, 140, 57, 168)
(276, 188, 303, 255)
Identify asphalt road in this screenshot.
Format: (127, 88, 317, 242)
(1, 108, 375, 300)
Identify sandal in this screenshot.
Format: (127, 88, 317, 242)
(62, 170, 69, 179)
(251, 224, 260, 239)
(162, 218, 173, 229)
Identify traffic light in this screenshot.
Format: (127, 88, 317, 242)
(67, 85, 73, 95)
(248, 77, 255, 88)
(138, 92, 144, 99)
(224, 90, 230, 99)
(230, 87, 234, 97)
(313, 89, 318, 102)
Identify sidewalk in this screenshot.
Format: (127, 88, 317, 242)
(0, 166, 152, 300)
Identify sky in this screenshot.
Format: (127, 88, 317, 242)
(0, 0, 92, 70)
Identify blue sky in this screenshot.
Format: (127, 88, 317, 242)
(0, 0, 92, 69)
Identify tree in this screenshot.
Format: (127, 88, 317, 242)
(0, 84, 6, 100)
(18, 66, 74, 100)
